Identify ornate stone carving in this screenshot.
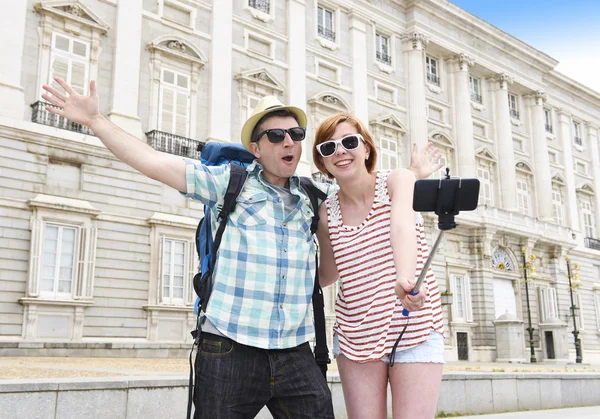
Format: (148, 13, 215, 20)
(68, 5, 84, 17)
(492, 248, 515, 271)
(408, 32, 429, 50)
(322, 95, 339, 105)
(496, 73, 514, 89)
(457, 53, 474, 71)
(167, 40, 187, 53)
(251, 72, 270, 82)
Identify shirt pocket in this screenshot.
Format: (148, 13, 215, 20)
(231, 191, 269, 227)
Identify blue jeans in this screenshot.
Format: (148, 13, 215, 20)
(193, 333, 334, 419)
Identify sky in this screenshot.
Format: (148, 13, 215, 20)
(449, 0, 600, 93)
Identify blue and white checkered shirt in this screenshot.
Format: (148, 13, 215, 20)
(183, 159, 333, 349)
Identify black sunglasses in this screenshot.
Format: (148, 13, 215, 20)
(253, 127, 306, 143)
(316, 134, 365, 157)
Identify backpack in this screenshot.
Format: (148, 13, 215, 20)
(186, 142, 330, 419)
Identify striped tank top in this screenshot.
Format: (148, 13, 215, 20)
(326, 170, 444, 362)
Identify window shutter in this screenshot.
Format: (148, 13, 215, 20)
(175, 91, 189, 137)
(158, 236, 165, 303)
(577, 293, 584, 330)
(450, 275, 458, 319)
(186, 240, 196, 306)
(50, 56, 69, 92)
(465, 276, 473, 322)
(71, 61, 87, 95)
(549, 288, 558, 319)
(539, 287, 548, 321)
(160, 88, 174, 133)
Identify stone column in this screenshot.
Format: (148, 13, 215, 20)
(288, 0, 310, 172)
(586, 123, 600, 232)
(208, 0, 233, 142)
(403, 32, 429, 149)
(108, 0, 143, 136)
(526, 91, 553, 221)
(0, 1, 27, 119)
(490, 74, 517, 211)
(450, 54, 476, 178)
(349, 12, 369, 125)
(557, 110, 579, 231)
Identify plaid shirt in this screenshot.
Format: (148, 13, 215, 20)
(183, 160, 333, 349)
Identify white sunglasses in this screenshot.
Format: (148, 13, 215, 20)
(316, 133, 366, 157)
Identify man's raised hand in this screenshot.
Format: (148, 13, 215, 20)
(42, 77, 101, 128)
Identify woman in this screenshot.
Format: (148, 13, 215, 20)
(314, 113, 445, 419)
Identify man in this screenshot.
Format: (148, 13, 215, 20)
(41, 77, 440, 418)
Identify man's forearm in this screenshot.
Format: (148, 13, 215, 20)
(89, 115, 187, 192)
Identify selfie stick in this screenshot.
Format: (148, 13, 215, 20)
(402, 169, 461, 317)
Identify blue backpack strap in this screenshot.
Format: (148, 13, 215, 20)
(298, 177, 331, 378)
(196, 163, 248, 315)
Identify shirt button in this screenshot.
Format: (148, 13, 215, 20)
(277, 198, 281, 202)
(282, 223, 287, 227)
(279, 304, 283, 309)
(282, 275, 286, 279)
(284, 248, 287, 252)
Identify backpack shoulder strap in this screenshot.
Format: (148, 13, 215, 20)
(299, 177, 327, 234)
(299, 176, 330, 378)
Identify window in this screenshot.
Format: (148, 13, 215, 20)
(452, 275, 473, 322)
(437, 155, 448, 179)
(159, 69, 190, 137)
(508, 93, 519, 119)
(544, 109, 553, 133)
(247, 95, 260, 120)
(376, 33, 391, 65)
(40, 224, 77, 298)
(248, 0, 270, 14)
(161, 238, 187, 305)
(469, 75, 482, 103)
(539, 286, 558, 322)
(477, 166, 493, 206)
(573, 292, 584, 331)
(49, 33, 89, 95)
(594, 292, 600, 330)
(582, 199, 596, 238)
(378, 138, 398, 170)
(426, 56, 439, 86)
(517, 179, 530, 216)
(317, 6, 335, 42)
(552, 187, 564, 225)
(573, 121, 582, 146)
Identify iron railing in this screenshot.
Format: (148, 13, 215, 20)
(574, 136, 583, 146)
(145, 130, 205, 159)
(248, 0, 269, 14)
(470, 92, 482, 104)
(427, 72, 439, 86)
(31, 101, 93, 135)
(509, 108, 520, 119)
(584, 237, 600, 250)
(376, 50, 392, 65)
(545, 124, 553, 134)
(318, 25, 336, 42)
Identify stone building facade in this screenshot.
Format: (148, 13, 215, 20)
(1, 0, 600, 363)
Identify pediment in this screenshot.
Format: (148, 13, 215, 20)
(235, 68, 285, 93)
(475, 147, 497, 162)
(577, 183, 595, 195)
(551, 173, 566, 185)
(429, 131, 455, 148)
(147, 36, 207, 65)
(308, 92, 351, 112)
(515, 161, 533, 174)
(370, 114, 407, 134)
(35, 1, 110, 34)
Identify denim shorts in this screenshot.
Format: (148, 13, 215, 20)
(333, 330, 445, 364)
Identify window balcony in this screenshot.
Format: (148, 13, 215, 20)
(509, 108, 520, 119)
(427, 72, 439, 86)
(376, 51, 392, 65)
(545, 124, 553, 134)
(584, 237, 600, 250)
(470, 92, 482, 104)
(318, 25, 336, 42)
(248, 0, 270, 14)
(31, 101, 93, 136)
(146, 130, 205, 159)
(574, 136, 582, 146)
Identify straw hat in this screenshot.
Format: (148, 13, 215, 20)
(240, 96, 307, 151)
